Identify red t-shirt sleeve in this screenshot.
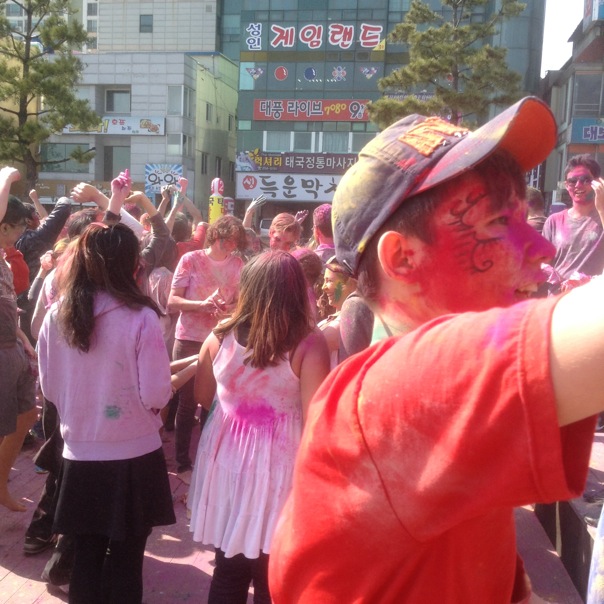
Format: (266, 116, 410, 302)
(355, 297, 595, 541)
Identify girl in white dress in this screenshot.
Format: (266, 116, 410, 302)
(188, 250, 330, 604)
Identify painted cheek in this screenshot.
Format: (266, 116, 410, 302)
(334, 281, 344, 303)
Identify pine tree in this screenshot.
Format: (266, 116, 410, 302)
(0, 0, 99, 189)
(368, 0, 526, 130)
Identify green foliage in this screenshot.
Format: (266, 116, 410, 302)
(368, 0, 526, 130)
(0, 0, 99, 187)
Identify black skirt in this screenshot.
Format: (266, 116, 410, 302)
(53, 448, 176, 541)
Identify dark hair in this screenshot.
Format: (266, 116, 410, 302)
(58, 223, 160, 352)
(313, 204, 333, 238)
(22, 202, 37, 219)
(172, 213, 192, 243)
(214, 251, 312, 368)
(357, 150, 526, 300)
(291, 247, 323, 288)
(205, 215, 246, 251)
(65, 208, 101, 240)
(526, 186, 545, 213)
(1, 195, 29, 226)
(565, 154, 601, 179)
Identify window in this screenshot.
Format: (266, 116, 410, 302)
(201, 153, 209, 174)
(293, 132, 312, 152)
(87, 3, 98, 16)
(167, 134, 182, 156)
(168, 86, 182, 115)
(351, 132, 376, 152)
(87, 20, 97, 33)
(229, 161, 235, 182)
(87, 37, 98, 50)
(265, 131, 290, 152)
(183, 134, 193, 157)
(140, 15, 153, 33)
(573, 73, 604, 117)
(105, 90, 130, 113)
(206, 103, 213, 122)
(6, 3, 23, 16)
(103, 146, 130, 181)
(215, 156, 222, 178)
(321, 132, 348, 153)
(40, 144, 90, 174)
(184, 87, 194, 119)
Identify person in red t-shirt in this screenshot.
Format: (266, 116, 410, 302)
(269, 97, 604, 603)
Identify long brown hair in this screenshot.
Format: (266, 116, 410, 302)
(58, 223, 160, 352)
(214, 250, 312, 368)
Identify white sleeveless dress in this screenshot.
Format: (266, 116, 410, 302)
(188, 331, 303, 558)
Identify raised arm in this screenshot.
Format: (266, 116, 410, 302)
(550, 275, 604, 426)
(106, 169, 132, 219)
(29, 189, 48, 220)
(0, 167, 20, 223)
(242, 194, 267, 229)
(71, 182, 110, 210)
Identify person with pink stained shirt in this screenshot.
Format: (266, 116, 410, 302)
(188, 250, 330, 604)
(167, 215, 247, 480)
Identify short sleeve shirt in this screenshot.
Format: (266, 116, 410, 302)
(172, 250, 243, 343)
(270, 297, 596, 604)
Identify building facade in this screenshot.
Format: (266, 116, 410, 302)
(31, 0, 238, 211)
(221, 0, 546, 222)
(541, 0, 604, 204)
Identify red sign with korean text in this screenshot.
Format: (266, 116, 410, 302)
(253, 99, 369, 122)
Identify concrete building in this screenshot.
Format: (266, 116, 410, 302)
(28, 0, 237, 212)
(541, 1, 604, 205)
(220, 0, 547, 223)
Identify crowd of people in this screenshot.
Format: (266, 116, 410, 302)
(3, 94, 604, 603)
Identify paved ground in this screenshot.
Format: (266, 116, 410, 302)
(0, 422, 587, 603)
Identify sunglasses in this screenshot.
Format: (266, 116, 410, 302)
(566, 176, 592, 186)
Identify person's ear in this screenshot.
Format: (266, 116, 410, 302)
(376, 231, 422, 282)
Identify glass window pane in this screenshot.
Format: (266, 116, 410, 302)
(265, 131, 290, 151)
(106, 90, 130, 113)
(293, 132, 312, 151)
(322, 132, 348, 153)
(167, 134, 181, 155)
(574, 73, 603, 117)
(140, 15, 153, 33)
(168, 86, 182, 115)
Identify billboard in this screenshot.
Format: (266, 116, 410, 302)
(571, 118, 604, 143)
(63, 116, 165, 135)
(253, 99, 369, 121)
(236, 150, 357, 174)
(237, 172, 341, 203)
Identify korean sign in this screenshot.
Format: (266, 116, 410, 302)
(571, 118, 604, 144)
(237, 172, 342, 203)
(145, 164, 183, 198)
(253, 99, 368, 121)
(245, 22, 383, 51)
(63, 117, 165, 136)
(236, 150, 357, 174)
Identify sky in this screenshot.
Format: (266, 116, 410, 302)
(541, 0, 584, 76)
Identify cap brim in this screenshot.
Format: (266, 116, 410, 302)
(412, 96, 557, 196)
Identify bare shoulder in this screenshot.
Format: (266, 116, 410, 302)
(290, 327, 329, 376)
